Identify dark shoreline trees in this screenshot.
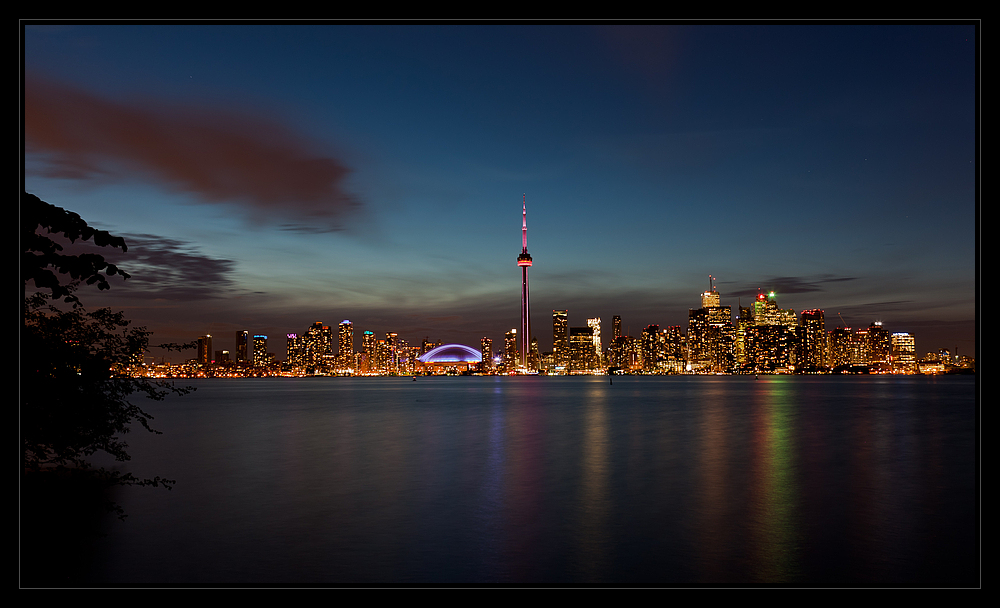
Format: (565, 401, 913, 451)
(21, 192, 193, 585)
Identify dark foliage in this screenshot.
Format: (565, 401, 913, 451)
(22, 290, 192, 488)
(21, 191, 130, 304)
(21, 193, 194, 520)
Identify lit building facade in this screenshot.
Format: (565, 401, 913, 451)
(252, 335, 268, 368)
(553, 310, 568, 371)
(338, 320, 354, 372)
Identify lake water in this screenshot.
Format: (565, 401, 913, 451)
(81, 375, 978, 586)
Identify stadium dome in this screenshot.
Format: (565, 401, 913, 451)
(418, 344, 482, 364)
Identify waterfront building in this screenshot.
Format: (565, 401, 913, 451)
(286, 333, 305, 369)
(361, 330, 376, 374)
(891, 332, 917, 373)
(640, 325, 660, 372)
(588, 318, 602, 368)
(867, 321, 891, 366)
(252, 335, 268, 368)
(553, 310, 568, 370)
(236, 330, 249, 363)
(799, 309, 827, 370)
(338, 320, 354, 373)
(417, 344, 482, 375)
(197, 335, 213, 366)
(504, 329, 518, 373)
(480, 337, 493, 373)
(569, 326, 598, 373)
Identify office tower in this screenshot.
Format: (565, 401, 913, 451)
(481, 337, 493, 373)
(529, 336, 540, 371)
(701, 276, 720, 308)
(588, 318, 602, 367)
(867, 321, 891, 366)
(569, 326, 597, 373)
(504, 329, 518, 372)
(236, 330, 249, 363)
(361, 330, 376, 374)
(517, 197, 533, 370)
(640, 325, 660, 372)
(891, 332, 916, 373)
(253, 335, 268, 368)
(799, 309, 827, 370)
(661, 326, 686, 373)
(287, 333, 305, 369)
(302, 322, 333, 370)
(197, 335, 213, 365)
(553, 310, 568, 369)
(338, 320, 354, 372)
(613, 316, 622, 341)
(385, 333, 399, 375)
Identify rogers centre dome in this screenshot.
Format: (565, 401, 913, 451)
(417, 344, 482, 364)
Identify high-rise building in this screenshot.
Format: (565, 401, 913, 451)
(867, 321, 891, 367)
(587, 318, 602, 368)
(891, 332, 916, 373)
(236, 330, 249, 363)
(517, 197, 533, 370)
(286, 333, 304, 369)
(338, 320, 354, 372)
(253, 335, 268, 368)
(481, 337, 493, 373)
(303, 322, 333, 371)
(361, 330, 376, 374)
(640, 324, 660, 372)
(799, 309, 827, 370)
(197, 335, 213, 365)
(552, 310, 568, 370)
(504, 329, 518, 372)
(569, 326, 598, 373)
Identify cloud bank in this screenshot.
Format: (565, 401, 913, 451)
(24, 76, 360, 230)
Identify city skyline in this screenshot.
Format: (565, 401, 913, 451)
(23, 23, 978, 362)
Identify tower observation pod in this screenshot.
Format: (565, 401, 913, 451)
(518, 195, 533, 371)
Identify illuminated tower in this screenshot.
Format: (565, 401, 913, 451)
(197, 335, 213, 366)
(253, 335, 268, 368)
(236, 330, 249, 363)
(338, 320, 354, 372)
(553, 310, 568, 370)
(517, 196, 533, 370)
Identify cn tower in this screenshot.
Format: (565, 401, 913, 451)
(517, 195, 533, 370)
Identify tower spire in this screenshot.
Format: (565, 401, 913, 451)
(517, 195, 533, 371)
(522, 194, 528, 252)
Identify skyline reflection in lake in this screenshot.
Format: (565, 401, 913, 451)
(83, 375, 977, 586)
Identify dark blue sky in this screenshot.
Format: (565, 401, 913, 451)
(23, 23, 978, 361)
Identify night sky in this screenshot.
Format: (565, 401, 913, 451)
(22, 23, 978, 363)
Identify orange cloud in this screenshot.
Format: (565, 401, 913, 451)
(25, 76, 360, 230)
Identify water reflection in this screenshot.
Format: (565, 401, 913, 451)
(83, 376, 975, 585)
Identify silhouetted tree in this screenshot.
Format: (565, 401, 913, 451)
(22, 191, 130, 304)
(21, 192, 192, 514)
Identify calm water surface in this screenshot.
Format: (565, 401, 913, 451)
(85, 375, 978, 585)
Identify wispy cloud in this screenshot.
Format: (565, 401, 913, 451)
(726, 274, 858, 298)
(25, 75, 361, 231)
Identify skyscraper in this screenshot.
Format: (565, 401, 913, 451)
(588, 318, 602, 367)
(197, 335, 213, 366)
(553, 310, 568, 370)
(236, 330, 249, 363)
(481, 337, 493, 373)
(517, 196, 533, 370)
(338, 320, 354, 372)
(253, 335, 268, 368)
